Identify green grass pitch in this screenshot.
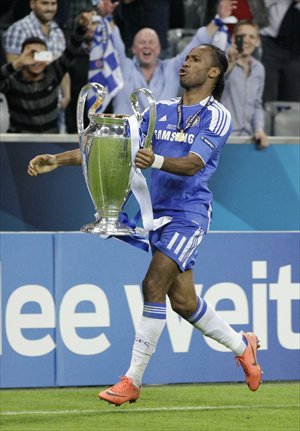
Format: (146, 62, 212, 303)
(1, 382, 299, 431)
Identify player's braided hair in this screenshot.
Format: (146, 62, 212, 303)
(202, 44, 228, 101)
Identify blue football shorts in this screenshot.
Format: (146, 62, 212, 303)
(149, 217, 206, 272)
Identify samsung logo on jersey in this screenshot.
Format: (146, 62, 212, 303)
(201, 136, 215, 150)
(155, 130, 195, 144)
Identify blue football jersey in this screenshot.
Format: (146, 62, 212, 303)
(141, 97, 232, 231)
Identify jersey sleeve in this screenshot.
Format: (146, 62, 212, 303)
(190, 104, 232, 164)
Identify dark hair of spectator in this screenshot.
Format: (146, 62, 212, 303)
(21, 37, 47, 52)
(202, 44, 228, 101)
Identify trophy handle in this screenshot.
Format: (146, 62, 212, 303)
(76, 82, 106, 134)
(130, 88, 156, 149)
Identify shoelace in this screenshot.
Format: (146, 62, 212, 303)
(110, 376, 133, 393)
(235, 356, 250, 375)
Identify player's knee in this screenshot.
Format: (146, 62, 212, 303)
(142, 274, 165, 303)
(169, 296, 196, 318)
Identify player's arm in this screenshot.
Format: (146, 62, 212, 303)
(135, 147, 204, 176)
(28, 148, 81, 176)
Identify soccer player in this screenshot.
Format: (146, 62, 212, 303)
(28, 43, 263, 405)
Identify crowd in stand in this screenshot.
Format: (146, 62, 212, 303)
(0, 0, 299, 144)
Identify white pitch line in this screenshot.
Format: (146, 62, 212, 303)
(1, 404, 299, 416)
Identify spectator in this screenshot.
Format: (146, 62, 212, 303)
(259, 0, 300, 102)
(210, 0, 269, 53)
(0, 12, 93, 133)
(65, 12, 99, 133)
(4, 0, 65, 62)
(4, 0, 71, 131)
(222, 20, 268, 148)
(96, 0, 237, 114)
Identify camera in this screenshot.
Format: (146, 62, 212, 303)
(235, 35, 244, 54)
(92, 15, 101, 23)
(34, 51, 53, 62)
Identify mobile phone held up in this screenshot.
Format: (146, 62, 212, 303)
(92, 15, 101, 22)
(235, 35, 244, 54)
(34, 51, 53, 62)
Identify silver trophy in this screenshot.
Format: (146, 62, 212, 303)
(77, 82, 156, 235)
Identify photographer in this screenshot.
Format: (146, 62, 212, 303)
(222, 20, 269, 149)
(0, 12, 94, 133)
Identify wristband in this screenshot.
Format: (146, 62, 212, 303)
(151, 154, 164, 169)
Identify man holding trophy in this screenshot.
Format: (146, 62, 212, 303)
(28, 43, 262, 406)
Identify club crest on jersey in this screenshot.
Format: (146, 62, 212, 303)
(186, 115, 200, 127)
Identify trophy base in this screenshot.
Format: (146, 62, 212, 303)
(80, 218, 135, 236)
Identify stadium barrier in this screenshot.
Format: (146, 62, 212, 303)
(1, 134, 299, 231)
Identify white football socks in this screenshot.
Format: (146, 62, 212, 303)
(126, 302, 166, 387)
(126, 297, 247, 388)
(188, 298, 246, 356)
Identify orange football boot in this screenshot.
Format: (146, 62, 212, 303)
(236, 332, 263, 391)
(98, 376, 141, 406)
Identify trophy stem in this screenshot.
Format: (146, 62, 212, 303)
(81, 216, 136, 236)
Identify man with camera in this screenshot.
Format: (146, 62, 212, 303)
(3, 0, 70, 131)
(221, 20, 269, 149)
(0, 12, 95, 133)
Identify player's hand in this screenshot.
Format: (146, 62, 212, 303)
(28, 154, 58, 176)
(135, 147, 154, 169)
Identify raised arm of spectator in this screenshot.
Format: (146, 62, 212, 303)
(94, 0, 131, 69)
(205, 0, 237, 37)
(97, 0, 119, 18)
(172, 0, 237, 70)
(50, 12, 95, 80)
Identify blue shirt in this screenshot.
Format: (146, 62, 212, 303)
(141, 97, 232, 230)
(111, 26, 212, 114)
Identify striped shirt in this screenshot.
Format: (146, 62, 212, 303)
(4, 11, 66, 58)
(0, 27, 85, 133)
(141, 97, 232, 228)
